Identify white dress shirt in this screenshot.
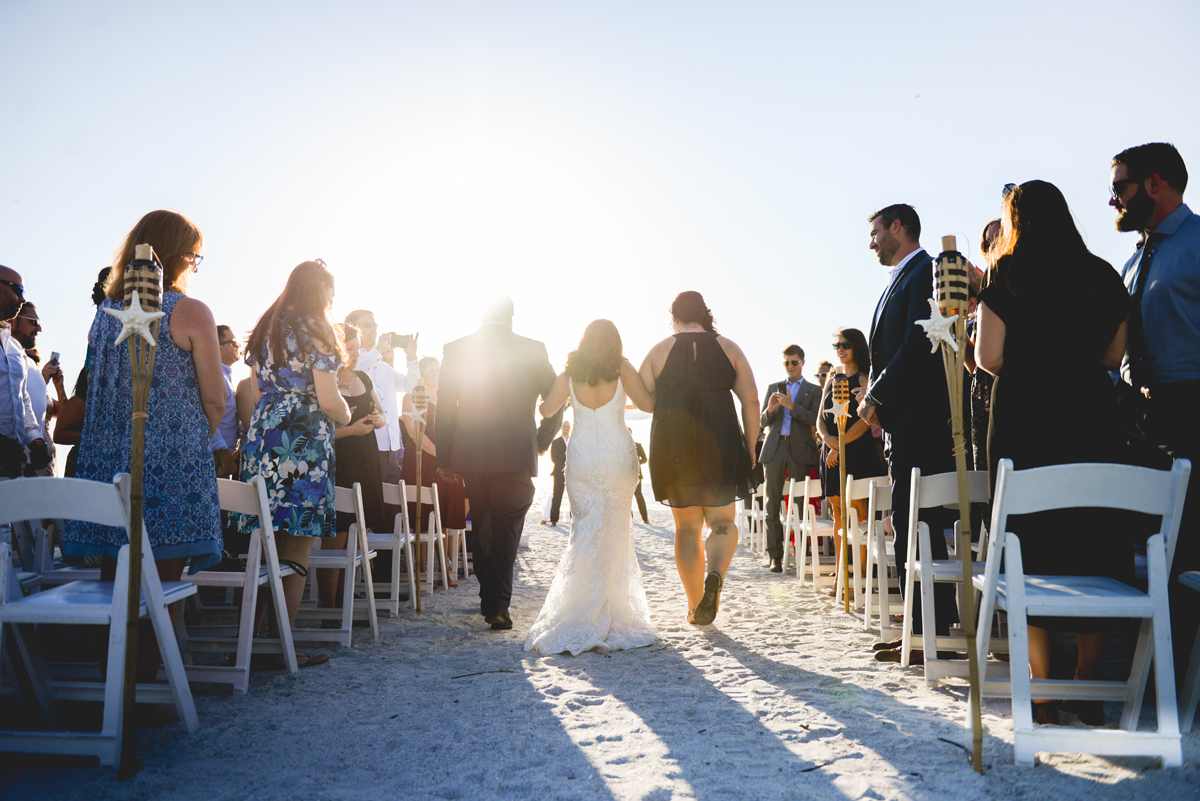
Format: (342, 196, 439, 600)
(356, 349, 418, 452)
(0, 326, 41, 446)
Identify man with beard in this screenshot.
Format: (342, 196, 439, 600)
(0, 265, 50, 479)
(1110, 142, 1200, 695)
(9, 302, 63, 475)
(857, 204, 958, 662)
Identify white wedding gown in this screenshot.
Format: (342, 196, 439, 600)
(524, 378, 657, 655)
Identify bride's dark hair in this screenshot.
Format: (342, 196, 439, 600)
(564, 319, 623, 387)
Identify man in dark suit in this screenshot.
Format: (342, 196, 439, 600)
(759, 345, 822, 572)
(548, 420, 570, 526)
(856, 204, 958, 659)
(436, 296, 563, 631)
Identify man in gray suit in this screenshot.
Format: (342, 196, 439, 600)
(759, 345, 821, 572)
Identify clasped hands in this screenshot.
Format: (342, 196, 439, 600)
(852, 387, 879, 427)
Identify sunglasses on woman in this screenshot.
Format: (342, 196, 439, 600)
(832, 342, 851, 351)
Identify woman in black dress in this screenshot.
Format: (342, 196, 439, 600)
(316, 323, 387, 609)
(975, 180, 1130, 724)
(816, 327, 885, 584)
(640, 292, 760, 625)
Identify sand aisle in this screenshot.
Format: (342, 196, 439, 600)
(3, 480, 1198, 800)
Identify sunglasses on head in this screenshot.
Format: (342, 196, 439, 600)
(783, 359, 801, 367)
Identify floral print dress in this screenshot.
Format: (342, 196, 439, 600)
(238, 314, 343, 538)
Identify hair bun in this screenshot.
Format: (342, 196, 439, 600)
(670, 291, 715, 333)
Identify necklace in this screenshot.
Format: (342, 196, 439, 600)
(338, 374, 353, 390)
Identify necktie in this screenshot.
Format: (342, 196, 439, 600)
(1126, 232, 1163, 389)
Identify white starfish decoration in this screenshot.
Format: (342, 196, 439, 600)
(103, 289, 165, 347)
(833, 399, 851, 420)
(402, 408, 427, 427)
(916, 298, 958, 353)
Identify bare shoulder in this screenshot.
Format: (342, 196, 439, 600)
(714, 334, 746, 365)
(171, 295, 214, 327)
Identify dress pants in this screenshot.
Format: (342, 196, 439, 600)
(1145, 380, 1200, 692)
(633, 481, 649, 523)
(764, 442, 813, 563)
(888, 446, 959, 636)
(549, 472, 566, 524)
(463, 471, 536, 616)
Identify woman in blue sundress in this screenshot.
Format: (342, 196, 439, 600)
(239, 260, 351, 668)
(66, 209, 227, 689)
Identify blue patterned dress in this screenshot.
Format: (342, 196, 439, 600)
(238, 314, 342, 538)
(64, 291, 222, 572)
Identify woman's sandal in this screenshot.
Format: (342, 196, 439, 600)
(690, 572, 723, 626)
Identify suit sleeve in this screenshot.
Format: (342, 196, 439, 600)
(868, 258, 934, 410)
(533, 343, 565, 452)
(434, 345, 458, 470)
(759, 382, 779, 429)
(790, 385, 820, 427)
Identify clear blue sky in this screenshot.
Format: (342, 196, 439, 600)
(3, 1, 1198, 394)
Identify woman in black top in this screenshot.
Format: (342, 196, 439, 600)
(976, 180, 1130, 724)
(640, 292, 760, 625)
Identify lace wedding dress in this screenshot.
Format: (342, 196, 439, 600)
(524, 378, 657, 655)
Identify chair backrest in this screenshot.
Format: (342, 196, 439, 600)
(403, 483, 437, 506)
(909, 468, 990, 512)
(869, 479, 893, 515)
(845, 474, 880, 503)
(380, 481, 408, 506)
(217, 476, 273, 522)
(0, 475, 128, 529)
(991, 458, 1192, 565)
(334, 483, 364, 516)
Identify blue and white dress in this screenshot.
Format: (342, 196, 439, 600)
(64, 291, 222, 572)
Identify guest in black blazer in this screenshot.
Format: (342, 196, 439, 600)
(436, 296, 563, 630)
(857, 204, 958, 657)
(548, 420, 570, 526)
(758, 345, 822, 572)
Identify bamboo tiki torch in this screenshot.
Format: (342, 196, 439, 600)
(118, 245, 163, 779)
(831, 372, 851, 613)
(411, 379, 427, 614)
(934, 235, 984, 774)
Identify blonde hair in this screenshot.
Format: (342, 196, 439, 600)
(105, 210, 203, 300)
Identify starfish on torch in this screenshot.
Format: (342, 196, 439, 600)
(102, 289, 165, 347)
(916, 298, 958, 353)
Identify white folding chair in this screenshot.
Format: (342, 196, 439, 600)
(1179, 571, 1200, 733)
(834, 473, 883, 612)
(900, 469, 993, 683)
(398, 483, 448, 596)
(861, 479, 899, 638)
(796, 476, 836, 590)
(973, 458, 1191, 767)
(0, 475, 199, 767)
(375, 482, 418, 615)
(177, 477, 298, 690)
(298, 483, 379, 644)
(32, 516, 102, 587)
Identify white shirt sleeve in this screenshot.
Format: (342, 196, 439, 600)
(402, 358, 420, 392)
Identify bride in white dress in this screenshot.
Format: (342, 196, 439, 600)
(525, 320, 657, 655)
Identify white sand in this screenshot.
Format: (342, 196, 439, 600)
(3, 478, 1199, 800)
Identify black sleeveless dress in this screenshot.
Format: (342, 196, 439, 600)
(335, 370, 386, 534)
(649, 333, 751, 508)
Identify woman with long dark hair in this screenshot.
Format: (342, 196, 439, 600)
(640, 291, 760, 625)
(525, 319, 655, 654)
(976, 180, 1130, 724)
(816, 326, 884, 584)
(239, 260, 352, 668)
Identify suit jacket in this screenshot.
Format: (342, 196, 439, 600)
(635, 441, 647, 479)
(550, 436, 567, 478)
(435, 324, 563, 476)
(758, 378, 821, 465)
(866, 249, 953, 455)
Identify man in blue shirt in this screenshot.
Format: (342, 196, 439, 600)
(1111, 142, 1200, 692)
(759, 345, 821, 572)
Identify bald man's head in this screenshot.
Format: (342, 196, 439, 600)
(0, 265, 25, 321)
